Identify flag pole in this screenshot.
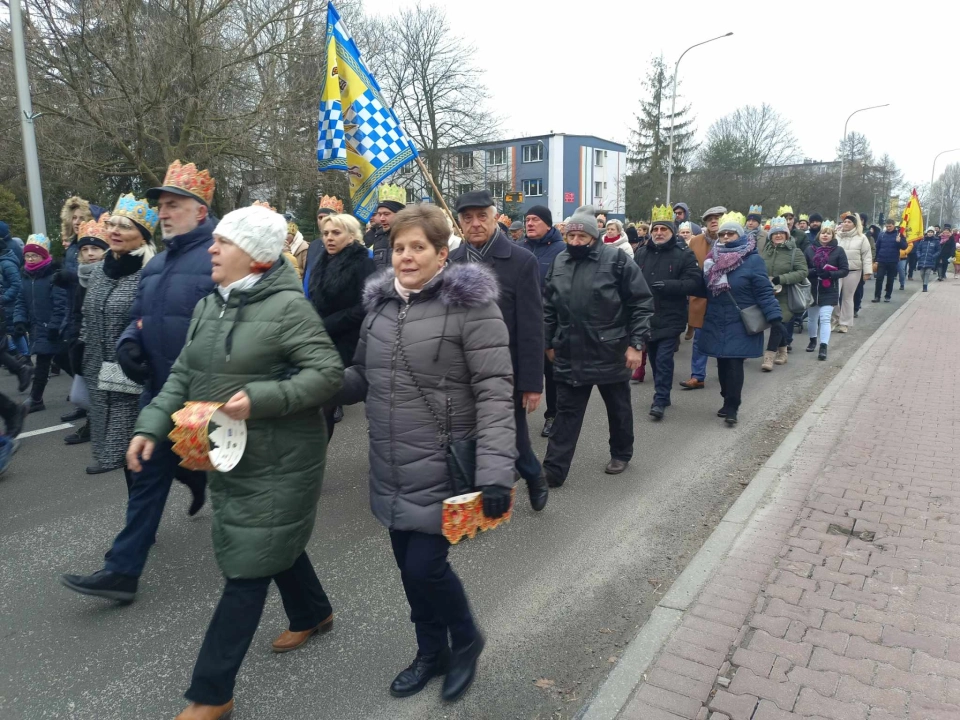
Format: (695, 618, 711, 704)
(415, 156, 462, 238)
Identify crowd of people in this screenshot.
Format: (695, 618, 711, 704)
(1, 161, 957, 718)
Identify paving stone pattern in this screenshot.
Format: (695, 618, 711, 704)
(619, 287, 960, 719)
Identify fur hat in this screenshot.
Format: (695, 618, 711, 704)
(59, 196, 92, 242)
(214, 205, 288, 263)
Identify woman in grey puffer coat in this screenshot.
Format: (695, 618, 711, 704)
(339, 204, 515, 704)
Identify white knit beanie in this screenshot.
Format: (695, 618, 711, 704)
(214, 206, 287, 263)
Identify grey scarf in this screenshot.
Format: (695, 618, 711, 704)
(78, 261, 98, 288)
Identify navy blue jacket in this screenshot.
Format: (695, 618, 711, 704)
(522, 227, 566, 288)
(15, 261, 68, 355)
(449, 229, 544, 393)
(118, 218, 215, 399)
(914, 236, 941, 269)
(0, 247, 21, 320)
(697, 237, 782, 359)
(874, 230, 907, 264)
(64, 241, 80, 274)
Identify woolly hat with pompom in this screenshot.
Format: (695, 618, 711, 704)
(214, 205, 287, 263)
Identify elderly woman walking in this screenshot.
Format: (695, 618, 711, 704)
(760, 217, 810, 370)
(82, 196, 157, 475)
(338, 203, 516, 703)
(603, 219, 634, 259)
(697, 213, 783, 425)
(126, 205, 343, 720)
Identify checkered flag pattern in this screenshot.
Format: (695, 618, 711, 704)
(318, 99, 347, 161)
(346, 90, 414, 169)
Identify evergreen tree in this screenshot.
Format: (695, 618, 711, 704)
(0, 187, 30, 240)
(626, 56, 697, 219)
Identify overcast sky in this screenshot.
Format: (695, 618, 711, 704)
(361, 0, 960, 190)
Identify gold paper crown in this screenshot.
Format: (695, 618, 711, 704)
(650, 204, 673, 223)
(78, 213, 111, 242)
(161, 160, 215, 205)
(719, 211, 746, 228)
(251, 200, 277, 213)
(777, 204, 794, 216)
(799, 213, 809, 222)
(113, 194, 159, 234)
(378, 183, 406, 204)
(319, 195, 344, 213)
(287, 221, 299, 235)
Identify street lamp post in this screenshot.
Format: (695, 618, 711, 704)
(665, 32, 733, 209)
(10, 0, 46, 235)
(837, 104, 889, 218)
(930, 148, 960, 187)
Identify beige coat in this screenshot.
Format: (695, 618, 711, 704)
(687, 232, 714, 328)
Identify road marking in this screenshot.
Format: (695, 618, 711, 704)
(18, 423, 74, 439)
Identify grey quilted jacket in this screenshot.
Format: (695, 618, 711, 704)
(339, 263, 517, 534)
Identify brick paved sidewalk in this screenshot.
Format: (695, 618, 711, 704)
(618, 286, 960, 720)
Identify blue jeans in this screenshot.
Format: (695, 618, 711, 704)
(897, 260, 907, 288)
(691, 329, 708, 382)
(7, 335, 27, 356)
(514, 391, 541, 483)
(103, 440, 206, 577)
(648, 337, 678, 406)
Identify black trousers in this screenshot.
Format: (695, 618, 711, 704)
(716, 358, 745, 412)
(31, 352, 69, 402)
(389, 530, 477, 657)
(938, 255, 952, 279)
(185, 551, 333, 706)
(0, 390, 18, 426)
(0, 348, 22, 375)
(853, 275, 865, 313)
(874, 262, 898, 299)
(543, 380, 633, 483)
(543, 355, 557, 420)
(513, 391, 541, 482)
(766, 324, 786, 352)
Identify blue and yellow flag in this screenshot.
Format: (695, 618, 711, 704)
(317, 3, 418, 221)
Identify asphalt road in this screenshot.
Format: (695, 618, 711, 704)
(0, 283, 918, 720)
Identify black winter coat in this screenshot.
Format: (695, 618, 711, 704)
(633, 237, 703, 340)
(522, 227, 566, 289)
(449, 230, 544, 394)
(544, 242, 654, 386)
(804, 240, 849, 307)
(308, 241, 377, 366)
(15, 261, 68, 355)
(367, 226, 391, 270)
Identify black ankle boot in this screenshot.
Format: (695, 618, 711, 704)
(818, 343, 828, 361)
(442, 634, 485, 702)
(806, 338, 818, 352)
(526, 472, 548, 511)
(389, 649, 450, 697)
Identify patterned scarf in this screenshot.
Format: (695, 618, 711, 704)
(465, 230, 498, 264)
(704, 234, 756, 296)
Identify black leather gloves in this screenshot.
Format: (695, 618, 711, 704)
(116, 341, 151, 385)
(481, 485, 512, 519)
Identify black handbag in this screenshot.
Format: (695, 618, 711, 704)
(395, 327, 476, 496)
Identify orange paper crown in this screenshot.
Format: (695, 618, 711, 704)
(441, 488, 515, 545)
(319, 195, 344, 213)
(161, 160, 215, 205)
(251, 200, 277, 213)
(77, 213, 111, 242)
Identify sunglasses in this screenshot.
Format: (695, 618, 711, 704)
(718, 231, 739, 238)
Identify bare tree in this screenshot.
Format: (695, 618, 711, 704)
(697, 104, 799, 171)
(927, 162, 960, 227)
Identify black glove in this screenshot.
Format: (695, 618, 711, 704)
(481, 485, 512, 519)
(650, 280, 666, 292)
(771, 276, 780, 285)
(13, 322, 26, 339)
(116, 340, 151, 385)
(817, 268, 832, 279)
(48, 327, 60, 342)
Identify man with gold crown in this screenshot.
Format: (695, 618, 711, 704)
(778, 205, 807, 247)
(61, 160, 219, 604)
(367, 184, 406, 270)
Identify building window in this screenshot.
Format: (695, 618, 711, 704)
(405, 188, 417, 204)
(594, 181, 603, 198)
(487, 148, 507, 166)
(522, 178, 543, 197)
(488, 181, 507, 199)
(594, 149, 606, 167)
(522, 143, 543, 163)
(817, 165, 826, 174)
(456, 152, 474, 169)
(457, 183, 473, 196)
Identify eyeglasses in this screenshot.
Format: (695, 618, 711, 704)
(105, 218, 135, 231)
(718, 231, 739, 238)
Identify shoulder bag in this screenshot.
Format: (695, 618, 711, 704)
(395, 311, 476, 496)
(785, 247, 814, 315)
(726, 291, 770, 335)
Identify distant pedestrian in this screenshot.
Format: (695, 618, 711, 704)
(745, 205, 767, 254)
(677, 221, 693, 248)
(542, 205, 653, 481)
(804, 222, 849, 360)
(673, 202, 702, 235)
(602, 219, 634, 259)
(938, 228, 956, 280)
(914, 227, 940, 291)
(760, 217, 809, 370)
(508, 220, 524, 241)
(680, 206, 726, 390)
(835, 212, 872, 332)
(696, 214, 783, 425)
(872, 218, 906, 302)
(338, 203, 515, 702)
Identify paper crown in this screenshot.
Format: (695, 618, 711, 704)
(777, 204, 795, 216)
(78, 214, 111, 242)
(497, 214, 511, 226)
(25, 233, 50, 251)
(719, 211, 746, 228)
(169, 401, 247, 472)
(113, 194, 159, 235)
(251, 200, 277, 213)
(748, 204, 763, 216)
(651, 204, 674, 222)
(799, 213, 809, 222)
(821, 220, 836, 230)
(287, 221, 299, 235)
(768, 216, 790, 235)
(378, 183, 406, 204)
(319, 195, 344, 213)
(160, 160, 215, 206)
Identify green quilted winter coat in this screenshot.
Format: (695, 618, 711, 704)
(760, 238, 810, 323)
(134, 258, 343, 579)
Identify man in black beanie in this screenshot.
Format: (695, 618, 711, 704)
(805, 213, 823, 249)
(368, 199, 405, 269)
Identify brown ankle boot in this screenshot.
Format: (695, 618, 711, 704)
(174, 699, 234, 720)
(761, 350, 775, 372)
(271, 613, 333, 652)
(774, 347, 788, 365)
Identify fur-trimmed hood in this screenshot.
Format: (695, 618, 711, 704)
(362, 261, 499, 312)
